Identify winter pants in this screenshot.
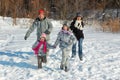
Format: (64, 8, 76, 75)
(72, 38, 83, 58)
(37, 55, 47, 68)
(61, 47, 71, 69)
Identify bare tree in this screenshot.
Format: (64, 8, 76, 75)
(0, 0, 119, 20)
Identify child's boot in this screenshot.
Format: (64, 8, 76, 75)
(60, 64, 64, 70)
(38, 56, 42, 69)
(38, 62, 42, 68)
(79, 57, 83, 61)
(65, 66, 68, 72)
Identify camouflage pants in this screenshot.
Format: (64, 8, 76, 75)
(37, 55, 47, 69)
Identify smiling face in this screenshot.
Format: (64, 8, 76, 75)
(40, 37, 45, 42)
(77, 16, 82, 20)
(38, 13, 45, 20)
(63, 25, 68, 31)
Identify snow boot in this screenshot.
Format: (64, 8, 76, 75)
(71, 55, 76, 58)
(79, 57, 83, 61)
(38, 63, 42, 69)
(65, 66, 68, 72)
(60, 65, 64, 70)
(38, 56, 42, 69)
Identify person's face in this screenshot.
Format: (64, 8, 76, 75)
(63, 26, 68, 31)
(40, 37, 45, 41)
(39, 13, 45, 19)
(77, 16, 82, 20)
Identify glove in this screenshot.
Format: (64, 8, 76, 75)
(52, 45, 56, 48)
(24, 36, 27, 40)
(54, 46, 56, 48)
(44, 30, 50, 34)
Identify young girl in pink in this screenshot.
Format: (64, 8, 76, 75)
(32, 33, 50, 68)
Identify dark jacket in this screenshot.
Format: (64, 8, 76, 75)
(70, 18, 84, 40)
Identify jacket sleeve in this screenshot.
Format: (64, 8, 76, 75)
(68, 34, 76, 45)
(44, 19, 53, 34)
(81, 21, 84, 28)
(25, 21, 37, 38)
(47, 43, 55, 49)
(70, 21, 75, 31)
(54, 32, 61, 47)
(32, 41, 39, 49)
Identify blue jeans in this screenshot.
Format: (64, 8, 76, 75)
(72, 38, 83, 58)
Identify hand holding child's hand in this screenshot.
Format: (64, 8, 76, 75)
(53, 45, 56, 48)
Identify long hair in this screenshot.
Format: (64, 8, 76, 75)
(73, 16, 83, 21)
(72, 16, 84, 27)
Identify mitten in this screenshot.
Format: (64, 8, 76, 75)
(44, 30, 50, 34)
(24, 36, 27, 40)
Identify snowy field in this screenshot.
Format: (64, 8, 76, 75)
(0, 16, 120, 80)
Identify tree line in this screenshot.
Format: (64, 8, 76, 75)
(0, 0, 120, 19)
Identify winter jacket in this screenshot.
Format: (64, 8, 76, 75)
(32, 40, 54, 56)
(54, 30, 75, 49)
(70, 18, 84, 40)
(25, 17, 53, 40)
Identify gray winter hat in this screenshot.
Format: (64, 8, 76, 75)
(63, 21, 68, 26)
(63, 23, 68, 27)
(76, 12, 82, 17)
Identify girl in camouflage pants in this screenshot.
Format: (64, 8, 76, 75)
(32, 33, 53, 69)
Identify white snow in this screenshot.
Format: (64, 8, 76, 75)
(0, 16, 120, 80)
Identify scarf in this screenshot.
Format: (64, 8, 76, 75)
(74, 20, 83, 30)
(61, 30, 71, 35)
(32, 41, 47, 56)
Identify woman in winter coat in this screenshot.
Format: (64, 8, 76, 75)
(70, 13, 84, 61)
(32, 33, 53, 69)
(53, 24, 75, 72)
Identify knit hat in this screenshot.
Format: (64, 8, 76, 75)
(76, 12, 82, 17)
(63, 23, 68, 27)
(63, 21, 68, 26)
(38, 9, 45, 14)
(40, 33, 46, 38)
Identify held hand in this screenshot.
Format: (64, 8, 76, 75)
(53, 45, 56, 48)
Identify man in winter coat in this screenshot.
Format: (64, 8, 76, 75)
(24, 9, 53, 41)
(70, 13, 84, 61)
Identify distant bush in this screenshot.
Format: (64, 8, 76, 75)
(100, 18, 120, 33)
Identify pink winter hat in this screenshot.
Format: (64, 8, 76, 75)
(40, 33, 46, 38)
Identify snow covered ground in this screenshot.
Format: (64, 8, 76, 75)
(0, 16, 120, 80)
